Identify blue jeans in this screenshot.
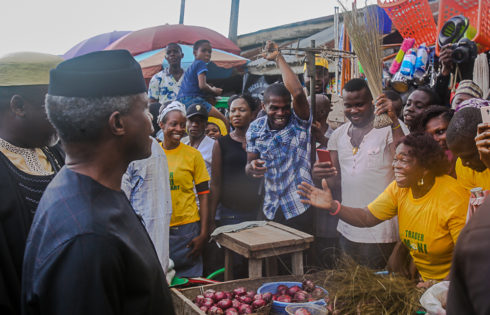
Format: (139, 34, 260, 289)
(217, 204, 258, 227)
(169, 221, 203, 277)
(177, 96, 212, 112)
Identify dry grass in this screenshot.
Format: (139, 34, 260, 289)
(314, 257, 424, 315)
(338, 1, 392, 128)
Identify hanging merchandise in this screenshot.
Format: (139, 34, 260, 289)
(389, 38, 415, 74)
(391, 71, 410, 93)
(400, 49, 417, 77)
(438, 15, 476, 50)
(413, 44, 429, 82)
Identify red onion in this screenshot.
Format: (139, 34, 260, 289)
(199, 306, 209, 313)
(253, 294, 262, 300)
(251, 299, 266, 310)
(209, 305, 224, 315)
(287, 285, 302, 296)
(262, 292, 273, 302)
(238, 296, 252, 305)
(294, 308, 312, 315)
(311, 287, 324, 299)
(217, 299, 233, 310)
(293, 291, 307, 302)
(204, 290, 215, 299)
(245, 290, 256, 299)
(202, 297, 214, 308)
(276, 295, 292, 303)
(238, 304, 253, 314)
(231, 299, 241, 309)
(214, 291, 226, 302)
(194, 295, 205, 306)
(302, 279, 315, 292)
(225, 308, 239, 315)
(233, 287, 247, 296)
(277, 285, 288, 295)
(224, 292, 233, 300)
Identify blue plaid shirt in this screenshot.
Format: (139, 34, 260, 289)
(246, 111, 313, 220)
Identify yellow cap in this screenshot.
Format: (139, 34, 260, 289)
(303, 56, 329, 73)
(0, 52, 63, 86)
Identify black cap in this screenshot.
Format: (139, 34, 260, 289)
(48, 50, 147, 97)
(186, 103, 208, 119)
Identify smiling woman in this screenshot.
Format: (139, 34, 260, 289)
(298, 133, 469, 283)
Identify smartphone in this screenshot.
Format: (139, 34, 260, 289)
(317, 149, 332, 163)
(481, 106, 490, 124)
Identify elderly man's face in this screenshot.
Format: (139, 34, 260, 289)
(123, 93, 153, 161)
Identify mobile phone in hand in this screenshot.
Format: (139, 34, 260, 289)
(481, 106, 490, 124)
(317, 149, 332, 163)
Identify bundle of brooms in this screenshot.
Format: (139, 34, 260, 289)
(338, 1, 392, 128)
(316, 257, 424, 314)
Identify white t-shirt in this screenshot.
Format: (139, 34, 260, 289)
(327, 122, 408, 243)
(182, 135, 214, 178)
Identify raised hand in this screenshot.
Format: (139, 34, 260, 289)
(263, 41, 280, 61)
(297, 179, 334, 211)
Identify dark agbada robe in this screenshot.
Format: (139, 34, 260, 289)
(0, 147, 63, 315)
(21, 167, 175, 315)
(447, 197, 490, 315)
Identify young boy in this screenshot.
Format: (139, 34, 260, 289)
(177, 39, 225, 122)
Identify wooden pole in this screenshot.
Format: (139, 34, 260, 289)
(228, 0, 240, 43)
(179, 0, 185, 24)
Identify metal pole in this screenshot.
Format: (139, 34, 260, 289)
(334, 6, 339, 94)
(307, 40, 316, 117)
(179, 0, 185, 24)
(228, 0, 240, 43)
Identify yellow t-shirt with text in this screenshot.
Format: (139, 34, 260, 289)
(161, 142, 210, 227)
(455, 158, 490, 191)
(368, 175, 469, 280)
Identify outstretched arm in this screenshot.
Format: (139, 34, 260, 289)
(263, 41, 309, 120)
(297, 179, 382, 227)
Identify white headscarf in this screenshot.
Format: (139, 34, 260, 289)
(157, 100, 186, 123)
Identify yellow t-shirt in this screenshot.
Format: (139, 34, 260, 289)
(0, 147, 53, 175)
(455, 158, 490, 191)
(161, 142, 210, 227)
(368, 175, 469, 280)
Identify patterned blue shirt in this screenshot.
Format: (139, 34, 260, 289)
(246, 111, 313, 220)
(148, 68, 183, 104)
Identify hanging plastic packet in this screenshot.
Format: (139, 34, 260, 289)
(467, 187, 489, 223)
(413, 44, 429, 82)
(400, 48, 417, 78)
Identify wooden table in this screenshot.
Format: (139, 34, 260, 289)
(214, 221, 314, 280)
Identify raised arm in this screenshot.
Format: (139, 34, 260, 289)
(297, 179, 382, 227)
(263, 41, 309, 120)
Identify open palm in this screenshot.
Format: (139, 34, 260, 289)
(297, 179, 334, 210)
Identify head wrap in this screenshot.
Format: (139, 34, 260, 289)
(455, 80, 483, 99)
(303, 56, 329, 73)
(207, 116, 228, 136)
(0, 52, 63, 86)
(157, 100, 186, 123)
(455, 98, 490, 112)
(48, 50, 146, 97)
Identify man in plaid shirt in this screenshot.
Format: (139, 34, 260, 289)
(246, 41, 312, 232)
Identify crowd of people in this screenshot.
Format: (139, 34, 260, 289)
(0, 36, 490, 315)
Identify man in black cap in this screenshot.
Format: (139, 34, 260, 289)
(21, 50, 175, 315)
(182, 103, 214, 177)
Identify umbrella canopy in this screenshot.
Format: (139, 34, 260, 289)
(105, 24, 241, 56)
(134, 44, 248, 80)
(63, 31, 130, 60)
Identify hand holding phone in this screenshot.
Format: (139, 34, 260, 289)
(317, 149, 332, 163)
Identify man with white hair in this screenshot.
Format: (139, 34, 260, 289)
(22, 50, 175, 315)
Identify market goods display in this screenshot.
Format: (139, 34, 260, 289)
(321, 259, 424, 314)
(193, 287, 271, 314)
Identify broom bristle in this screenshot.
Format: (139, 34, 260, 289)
(339, 1, 392, 128)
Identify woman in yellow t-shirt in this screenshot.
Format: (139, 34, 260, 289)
(157, 101, 210, 277)
(298, 133, 469, 282)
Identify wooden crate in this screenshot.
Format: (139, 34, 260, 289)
(171, 271, 328, 315)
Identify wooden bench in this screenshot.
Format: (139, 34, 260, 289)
(214, 221, 314, 280)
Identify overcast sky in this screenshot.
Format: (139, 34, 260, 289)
(1, 0, 375, 57)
